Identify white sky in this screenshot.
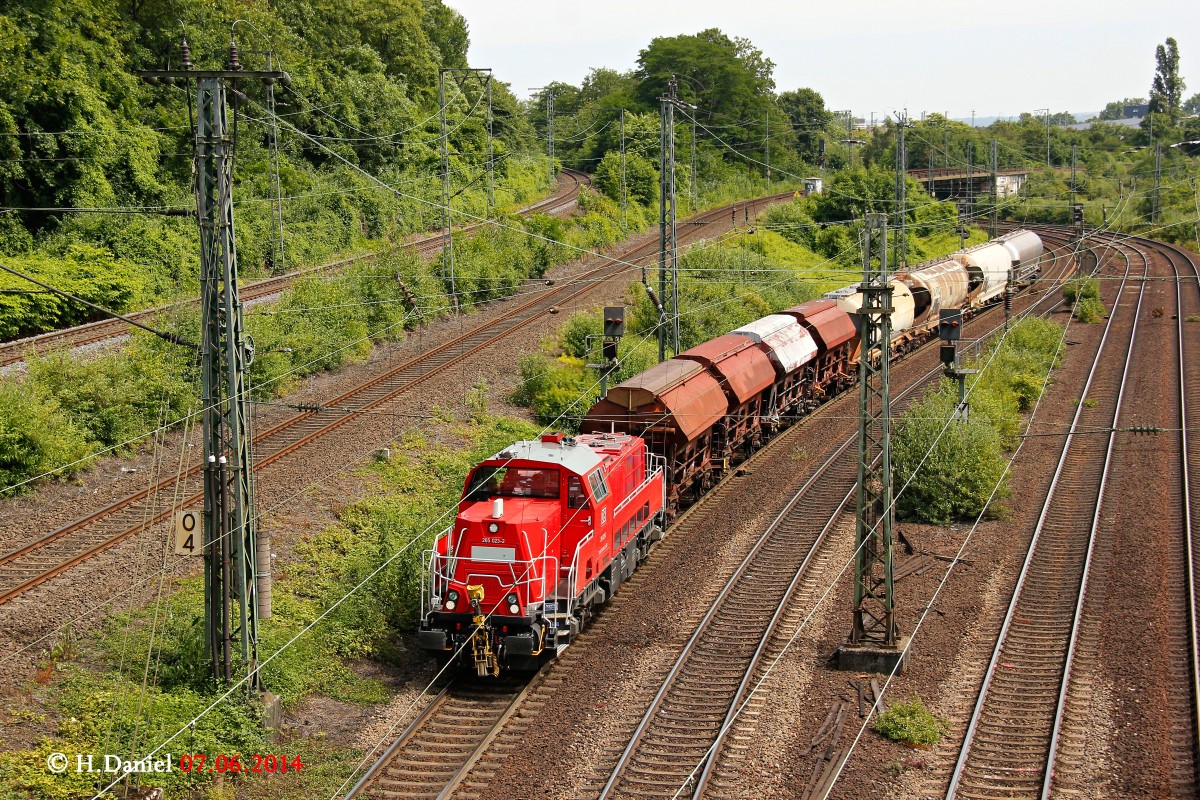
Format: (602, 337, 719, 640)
(446, 0, 1200, 120)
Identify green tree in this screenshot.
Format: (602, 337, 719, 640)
(1183, 92, 1200, 115)
(634, 29, 775, 132)
(1149, 37, 1186, 124)
(1019, 110, 1076, 126)
(777, 87, 832, 162)
(593, 150, 658, 206)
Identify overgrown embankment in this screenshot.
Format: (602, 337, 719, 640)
(0, 411, 537, 799)
(893, 316, 1064, 524)
(0, 185, 649, 492)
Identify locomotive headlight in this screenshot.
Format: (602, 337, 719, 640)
(506, 593, 518, 604)
(448, 590, 460, 602)
(506, 593, 519, 615)
(509, 604, 520, 614)
(444, 600, 456, 611)
(488, 523, 499, 533)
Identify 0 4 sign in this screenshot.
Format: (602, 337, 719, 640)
(174, 510, 201, 556)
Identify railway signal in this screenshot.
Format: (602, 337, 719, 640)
(588, 306, 626, 396)
(940, 309, 976, 421)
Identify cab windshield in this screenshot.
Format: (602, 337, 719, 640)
(465, 466, 560, 500)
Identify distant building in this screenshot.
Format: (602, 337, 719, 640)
(909, 168, 1028, 201)
(804, 177, 823, 196)
(1123, 103, 1150, 118)
(1064, 116, 1143, 131)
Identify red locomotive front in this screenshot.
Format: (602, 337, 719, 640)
(418, 432, 665, 675)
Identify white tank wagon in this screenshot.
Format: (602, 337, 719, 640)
(825, 280, 916, 336)
(898, 256, 972, 326)
(995, 229, 1044, 283)
(956, 241, 1013, 303)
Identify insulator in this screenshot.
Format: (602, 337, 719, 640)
(227, 37, 242, 71)
(180, 36, 193, 70)
(1004, 286, 1013, 316)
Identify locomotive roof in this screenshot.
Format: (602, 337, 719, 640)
(483, 436, 603, 476)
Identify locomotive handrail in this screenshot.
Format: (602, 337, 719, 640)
(432, 554, 558, 607)
(613, 462, 664, 515)
(519, 528, 553, 601)
(560, 530, 594, 619)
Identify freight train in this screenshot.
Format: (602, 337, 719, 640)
(417, 229, 1043, 675)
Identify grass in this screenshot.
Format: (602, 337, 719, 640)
(1062, 277, 1106, 323)
(874, 696, 947, 748)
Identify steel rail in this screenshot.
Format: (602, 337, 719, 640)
(342, 677, 534, 800)
(342, 685, 452, 798)
(946, 236, 1143, 799)
(1041, 240, 1147, 797)
(1165, 238, 1200, 765)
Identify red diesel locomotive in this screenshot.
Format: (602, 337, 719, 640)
(417, 432, 665, 675)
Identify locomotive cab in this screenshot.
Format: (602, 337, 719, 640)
(418, 432, 666, 676)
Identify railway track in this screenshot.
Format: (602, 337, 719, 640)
(945, 232, 1146, 798)
(1166, 237, 1200, 782)
(1040, 234, 1200, 797)
(591, 230, 1085, 800)
(0, 191, 786, 606)
(344, 228, 1084, 800)
(344, 679, 531, 800)
(0, 169, 587, 368)
(594, 388, 909, 800)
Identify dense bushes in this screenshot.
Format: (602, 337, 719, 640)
(1062, 276, 1105, 323)
(0, 380, 92, 490)
(893, 317, 1063, 524)
(0, 245, 152, 340)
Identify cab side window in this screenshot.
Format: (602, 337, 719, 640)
(567, 475, 588, 509)
(588, 470, 610, 502)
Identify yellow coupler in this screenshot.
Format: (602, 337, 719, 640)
(467, 584, 500, 677)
